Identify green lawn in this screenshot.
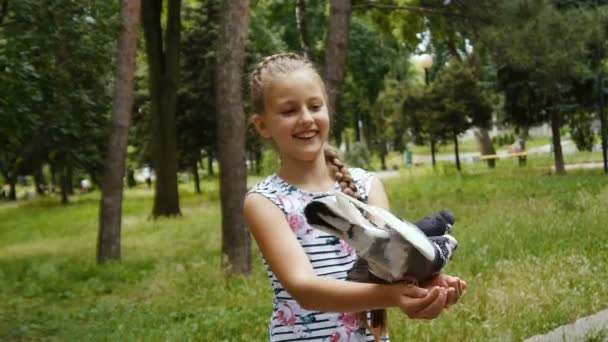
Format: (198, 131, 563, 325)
(1, 164, 607, 341)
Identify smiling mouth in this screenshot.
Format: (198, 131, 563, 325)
(293, 131, 319, 140)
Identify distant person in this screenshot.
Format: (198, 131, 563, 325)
(80, 179, 91, 193)
(243, 53, 467, 342)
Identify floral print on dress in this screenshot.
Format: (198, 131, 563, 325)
(248, 168, 382, 342)
(340, 239, 356, 257)
(276, 302, 297, 326)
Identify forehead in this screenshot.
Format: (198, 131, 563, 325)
(265, 69, 325, 105)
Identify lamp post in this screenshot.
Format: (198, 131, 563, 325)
(419, 53, 436, 167)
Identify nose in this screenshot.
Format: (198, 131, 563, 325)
(299, 107, 314, 125)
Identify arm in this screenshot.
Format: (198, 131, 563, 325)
(244, 193, 433, 313)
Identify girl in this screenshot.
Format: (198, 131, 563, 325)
(244, 53, 466, 342)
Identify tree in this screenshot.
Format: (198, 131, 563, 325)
(325, 0, 352, 143)
(178, 0, 222, 194)
(429, 60, 493, 171)
(142, 0, 182, 216)
(0, 0, 118, 202)
(479, 2, 594, 173)
(216, 0, 251, 275)
(97, 0, 141, 263)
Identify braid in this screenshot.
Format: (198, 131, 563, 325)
(324, 145, 388, 342)
(323, 145, 360, 200)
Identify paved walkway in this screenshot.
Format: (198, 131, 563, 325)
(523, 309, 608, 342)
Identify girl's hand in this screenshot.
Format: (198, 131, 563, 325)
(392, 283, 448, 320)
(422, 274, 468, 308)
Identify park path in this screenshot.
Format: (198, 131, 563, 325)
(523, 309, 608, 342)
(411, 139, 581, 164)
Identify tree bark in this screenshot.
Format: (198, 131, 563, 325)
(192, 162, 201, 194)
(66, 165, 74, 195)
(295, 0, 313, 61)
(216, 0, 251, 275)
(143, 0, 182, 217)
(550, 109, 566, 174)
(454, 131, 461, 172)
(206, 149, 214, 176)
(473, 127, 496, 168)
(60, 166, 69, 204)
(324, 0, 351, 127)
(8, 177, 16, 201)
(98, 0, 141, 264)
(127, 168, 137, 187)
(34, 166, 46, 195)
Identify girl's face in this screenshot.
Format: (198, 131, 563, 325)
(253, 68, 330, 162)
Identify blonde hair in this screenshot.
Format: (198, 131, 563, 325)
(250, 53, 387, 341)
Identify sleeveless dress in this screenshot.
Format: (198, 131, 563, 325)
(248, 168, 390, 342)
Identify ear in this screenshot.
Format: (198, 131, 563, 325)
(252, 114, 271, 139)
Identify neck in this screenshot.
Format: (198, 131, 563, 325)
(277, 151, 334, 192)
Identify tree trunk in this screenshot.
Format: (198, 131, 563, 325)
(473, 127, 496, 168)
(454, 132, 461, 172)
(550, 110, 566, 174)
(207, 149, 214, 176)
(127, 168, 137, 188)
(324, 0, 351, 130)
(49, 162, 58, 193)
(380, 140, 387, 170)
(60, 166, 69, 204)
(34, 166, 46, 195)
(192, 162, 201, 194)
(216, 0, 251, 275)
(8, 177, 16, 201)
(295, 0, 313, 61)
(66, 165, 74, 195)
(143, 0, 182, 217)
(98, 0, 141, 264)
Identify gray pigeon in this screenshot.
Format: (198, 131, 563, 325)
(303, 191, 458, 284)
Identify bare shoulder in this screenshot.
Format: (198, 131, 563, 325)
(367, 175, 390, 210)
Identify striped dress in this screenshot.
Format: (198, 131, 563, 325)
(248, 168, 390, 342)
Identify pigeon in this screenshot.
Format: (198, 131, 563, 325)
(303, 191, 458, 284)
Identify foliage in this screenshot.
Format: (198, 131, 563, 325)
(0, 0, 119, 193)
(568, 111, 597, 152)
(177, 0, 222, 172)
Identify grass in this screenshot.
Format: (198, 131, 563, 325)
(1, 164, 607, 341)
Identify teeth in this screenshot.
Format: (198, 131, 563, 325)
(295, 131, 317, 139)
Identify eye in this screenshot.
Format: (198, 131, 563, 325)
(280, 108, 297, 115)
(309, 103, 323, 111)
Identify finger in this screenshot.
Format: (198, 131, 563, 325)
(400, 284, 429, 298)
(445, 287, 459, 307)
(403, 286, 440, 313)
(416, 288, 448, 319)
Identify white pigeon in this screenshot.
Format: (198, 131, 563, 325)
(303, 191, 458, 283)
